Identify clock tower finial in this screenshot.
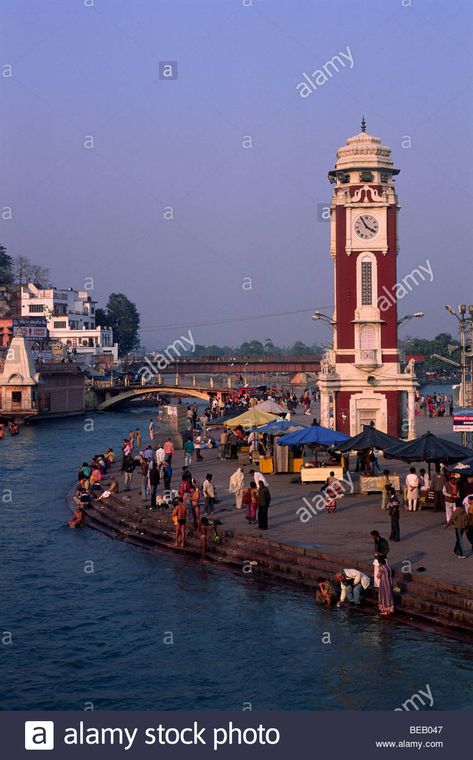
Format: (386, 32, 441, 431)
(361, 116, 366, 133)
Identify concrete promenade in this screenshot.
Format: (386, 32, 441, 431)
(121, 410, 472, 590)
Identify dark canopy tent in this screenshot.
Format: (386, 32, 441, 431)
(337, 425, 401, 453)
(384, 431, 472, 463)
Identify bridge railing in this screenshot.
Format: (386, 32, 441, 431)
(88, 375, 235, 391)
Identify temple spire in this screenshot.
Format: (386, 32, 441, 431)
(361, 116, 366, 133)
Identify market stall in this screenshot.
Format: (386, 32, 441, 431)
(337, 424, 402, 494)
(278, 424, 350, 480)
(254, 419, 305, 473)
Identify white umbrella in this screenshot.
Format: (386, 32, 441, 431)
(256, 400, 287, 414)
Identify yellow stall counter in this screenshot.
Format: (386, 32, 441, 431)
(259, 458, 274, 474)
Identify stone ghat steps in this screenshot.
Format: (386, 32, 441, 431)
(75, 496, 473, 641)
(221, 536, 473, 632)
(220, 533, 473, 614)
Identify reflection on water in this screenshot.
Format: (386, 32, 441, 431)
(0, 411, 472, 710)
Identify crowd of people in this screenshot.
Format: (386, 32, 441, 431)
(0, 420, 20, 438)
(69, 382, 471, 627)
(374, 465, 473, 557)
(69, 448, 118, 528)
(415, 392, 453, 418)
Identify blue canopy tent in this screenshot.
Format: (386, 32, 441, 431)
(255, 419, 303, 435)
(277, 425, 350, 447)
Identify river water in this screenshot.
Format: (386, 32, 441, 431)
(0, 409, 472, 711)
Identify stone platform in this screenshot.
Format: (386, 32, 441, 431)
(70, 409, 473, 641)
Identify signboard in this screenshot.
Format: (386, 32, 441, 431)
(453, 408, 473, 432)
(31, 350, 53, 361)
(12, 317, 48, 339)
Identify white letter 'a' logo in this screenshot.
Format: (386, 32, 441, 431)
(24, 721, 55, 750)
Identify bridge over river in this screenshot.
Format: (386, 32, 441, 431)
(87, 356, 321, 411)
(88, 377, 247, 411)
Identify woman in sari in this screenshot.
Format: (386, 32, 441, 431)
(250, 480, 259, 524)
(243, 486, 253, 523)
(377, 558, 395, 616)
(324, 472, 343, 513)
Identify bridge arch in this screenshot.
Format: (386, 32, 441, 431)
(97, 386, 214, 411)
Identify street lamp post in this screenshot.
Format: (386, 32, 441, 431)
(397, 312, 424, 327)
(312, 311, 336, 327)
(312, 311, 336, 348)
(445, 304, 473, 445)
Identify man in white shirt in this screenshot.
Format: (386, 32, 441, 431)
(249, 469, 268, 488)
(155, 445, 166, 467)
(335, 568, 370, 606)
(248, 431, 259, 463)
(405, 467, 420, 511)
(202, 474, 216, 514)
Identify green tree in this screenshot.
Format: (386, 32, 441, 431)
(0, 245, 13, 284)
(400, 332, 460, 372)
(96, 292, 140, 356)
(238, 340, 265, 356)
(291, 340, 314, 355)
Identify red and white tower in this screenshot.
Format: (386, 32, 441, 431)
(318, 120, 417, 439)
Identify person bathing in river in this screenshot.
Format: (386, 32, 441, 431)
(105, 448, 116, 465)
(335, 569, 370, 606)
(199, 517, 209, 562)
(315, 577, 337, 606)
(68, 488, 90, 528)
(191, 483, 201, 530)
(68, 503, 85, 528)
(172, 499, 188, 548)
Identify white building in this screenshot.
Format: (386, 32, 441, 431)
(21, 284, 118, 362)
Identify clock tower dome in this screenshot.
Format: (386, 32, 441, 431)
(318, 120, 418, 438)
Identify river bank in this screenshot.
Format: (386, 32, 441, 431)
(2, 409, 472, 711)
(69, 471, 473, 644)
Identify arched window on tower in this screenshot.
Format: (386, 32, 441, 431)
(360, 256, 373, 305)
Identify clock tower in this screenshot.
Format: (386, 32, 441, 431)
(318, 120, 417, 438)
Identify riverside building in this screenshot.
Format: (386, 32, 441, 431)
(20, 283, 118, 363)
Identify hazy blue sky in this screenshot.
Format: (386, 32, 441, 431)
(2, 0, 472, 349)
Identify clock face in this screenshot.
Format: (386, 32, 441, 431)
(354, 214, 379, 240)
